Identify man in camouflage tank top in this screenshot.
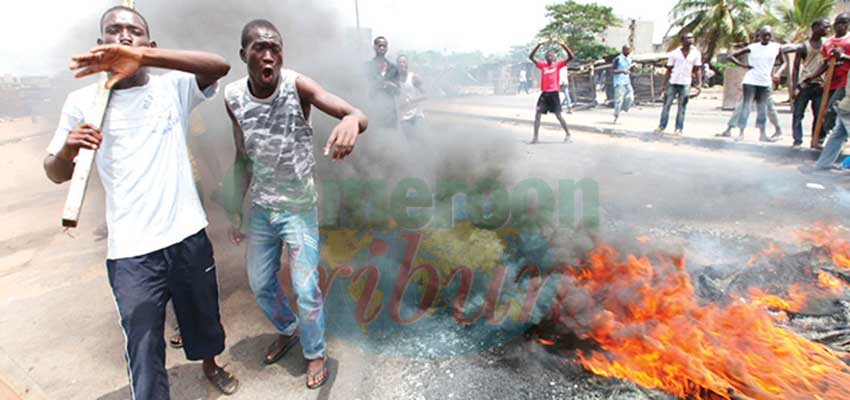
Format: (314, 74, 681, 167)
(224, 19, 367, 390)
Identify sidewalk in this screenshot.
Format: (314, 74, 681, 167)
(425, 88, 831, 162)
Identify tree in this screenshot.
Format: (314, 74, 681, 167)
(537, 1, 621, 61)
(668, 0, 754, 62)
(770, 0, 834, 42)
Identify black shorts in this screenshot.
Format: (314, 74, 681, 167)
(106, 229, 225, 398)
(537, 91, 562, 114)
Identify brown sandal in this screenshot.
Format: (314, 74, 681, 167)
(263, 334, 299, 365)
(206, 366, 239, 395)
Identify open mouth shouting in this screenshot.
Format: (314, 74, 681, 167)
(260, 65, 276, 84)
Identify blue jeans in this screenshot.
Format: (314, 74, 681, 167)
(246, 206, 325, 360)
(658, 84, 689, 131)
(727, 96, 780, 130)
(816, 112, 850, 169)
(738, 84, 770, 132)
(614, 84, 633, 117)
(561, 85, 573, 107)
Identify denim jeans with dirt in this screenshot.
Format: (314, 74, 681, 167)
(246, 206, 325, 360)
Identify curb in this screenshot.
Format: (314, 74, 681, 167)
(426, 109, 824, 162)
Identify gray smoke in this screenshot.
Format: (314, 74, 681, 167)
(49, 0, 518, 196)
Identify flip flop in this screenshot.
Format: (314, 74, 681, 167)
(263, 334, 299, 365)
(305, 357, 329, 390)
(206, 366, 239, 395)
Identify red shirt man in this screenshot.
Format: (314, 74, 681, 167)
(528, 38, 575, 144)
(821, 34, 850, 90)
(536, 59, 568, 92)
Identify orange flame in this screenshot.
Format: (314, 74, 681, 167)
(817, 270, 845, 294)
(746, 242, 784, 267)
(566, 245, 850, 400)
(748, 285, 809, 313)
(796, 224, 850, 270)
(537, 338, 555, 346)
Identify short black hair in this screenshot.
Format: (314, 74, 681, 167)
(813, 19, 829, 29)
(374, 36, 387, 45)
(837, 13, 850, 23)
(100, 6, 150, 36)
(241, 19, 281, 48)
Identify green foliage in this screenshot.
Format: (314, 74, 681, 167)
(669, 0, 834, 61)
(537, 0, 621, 61)
(756, 0, 835, 42)
(668, 0, 753, 61)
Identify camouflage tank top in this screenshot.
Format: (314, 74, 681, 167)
(225, 69, 317, 211)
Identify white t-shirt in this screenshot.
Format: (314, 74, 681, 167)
(742, 42, 781, 87)
(667, 47, 703, 86)
(519, 70, 527, 82)
(559, 66, 569, 85)
(47, 72, 216, 260)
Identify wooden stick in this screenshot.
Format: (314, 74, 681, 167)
(812, 57, 836, 148)
(61, 77, 111, 227)
(61, 0, 134, 228)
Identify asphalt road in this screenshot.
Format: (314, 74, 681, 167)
(0, 113, 847, 400)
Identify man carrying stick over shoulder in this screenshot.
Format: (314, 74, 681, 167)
(529, 38, 574, 144)
(43, 6, 238, 398)
(804, 13, 850, 149)
(224, 19, 368, 390)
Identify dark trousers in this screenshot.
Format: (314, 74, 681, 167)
(107, 229, 225, 400)
(821, 87, 846, 142)
(792, 84, 823, 145)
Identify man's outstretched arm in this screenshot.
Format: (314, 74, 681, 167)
(69, 45, 230, 90)
(296, 75, 368, 161)
(528, 41, 544, 64)
(556, 39, 574, 63)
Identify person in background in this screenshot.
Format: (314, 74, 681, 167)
(804, 13, 850, 148)
(655, 32, 703, 136)
(814, 48, 850, 169)
(790, 19, 830, 147)
(612, 45, 635, 124)
(727, 26, 784, 142)
(528, 37, 575, 144)
(718, 30, 795, 140)
(559, 63, 573, 113)
(365, 36, 399, 129)
(396, 55, 427, 136)
(518, 68, 530, 94)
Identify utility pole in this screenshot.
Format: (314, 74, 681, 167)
(355, 0, 362, 57)
(355, 0, 361, 30)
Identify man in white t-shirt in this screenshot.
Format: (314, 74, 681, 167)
(519, 68, 529, 94)
(42, 6, 238, 398)
(728, 26, 785, 141)
(559, 65, 573, 112)
(655, 32, 703, 135)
